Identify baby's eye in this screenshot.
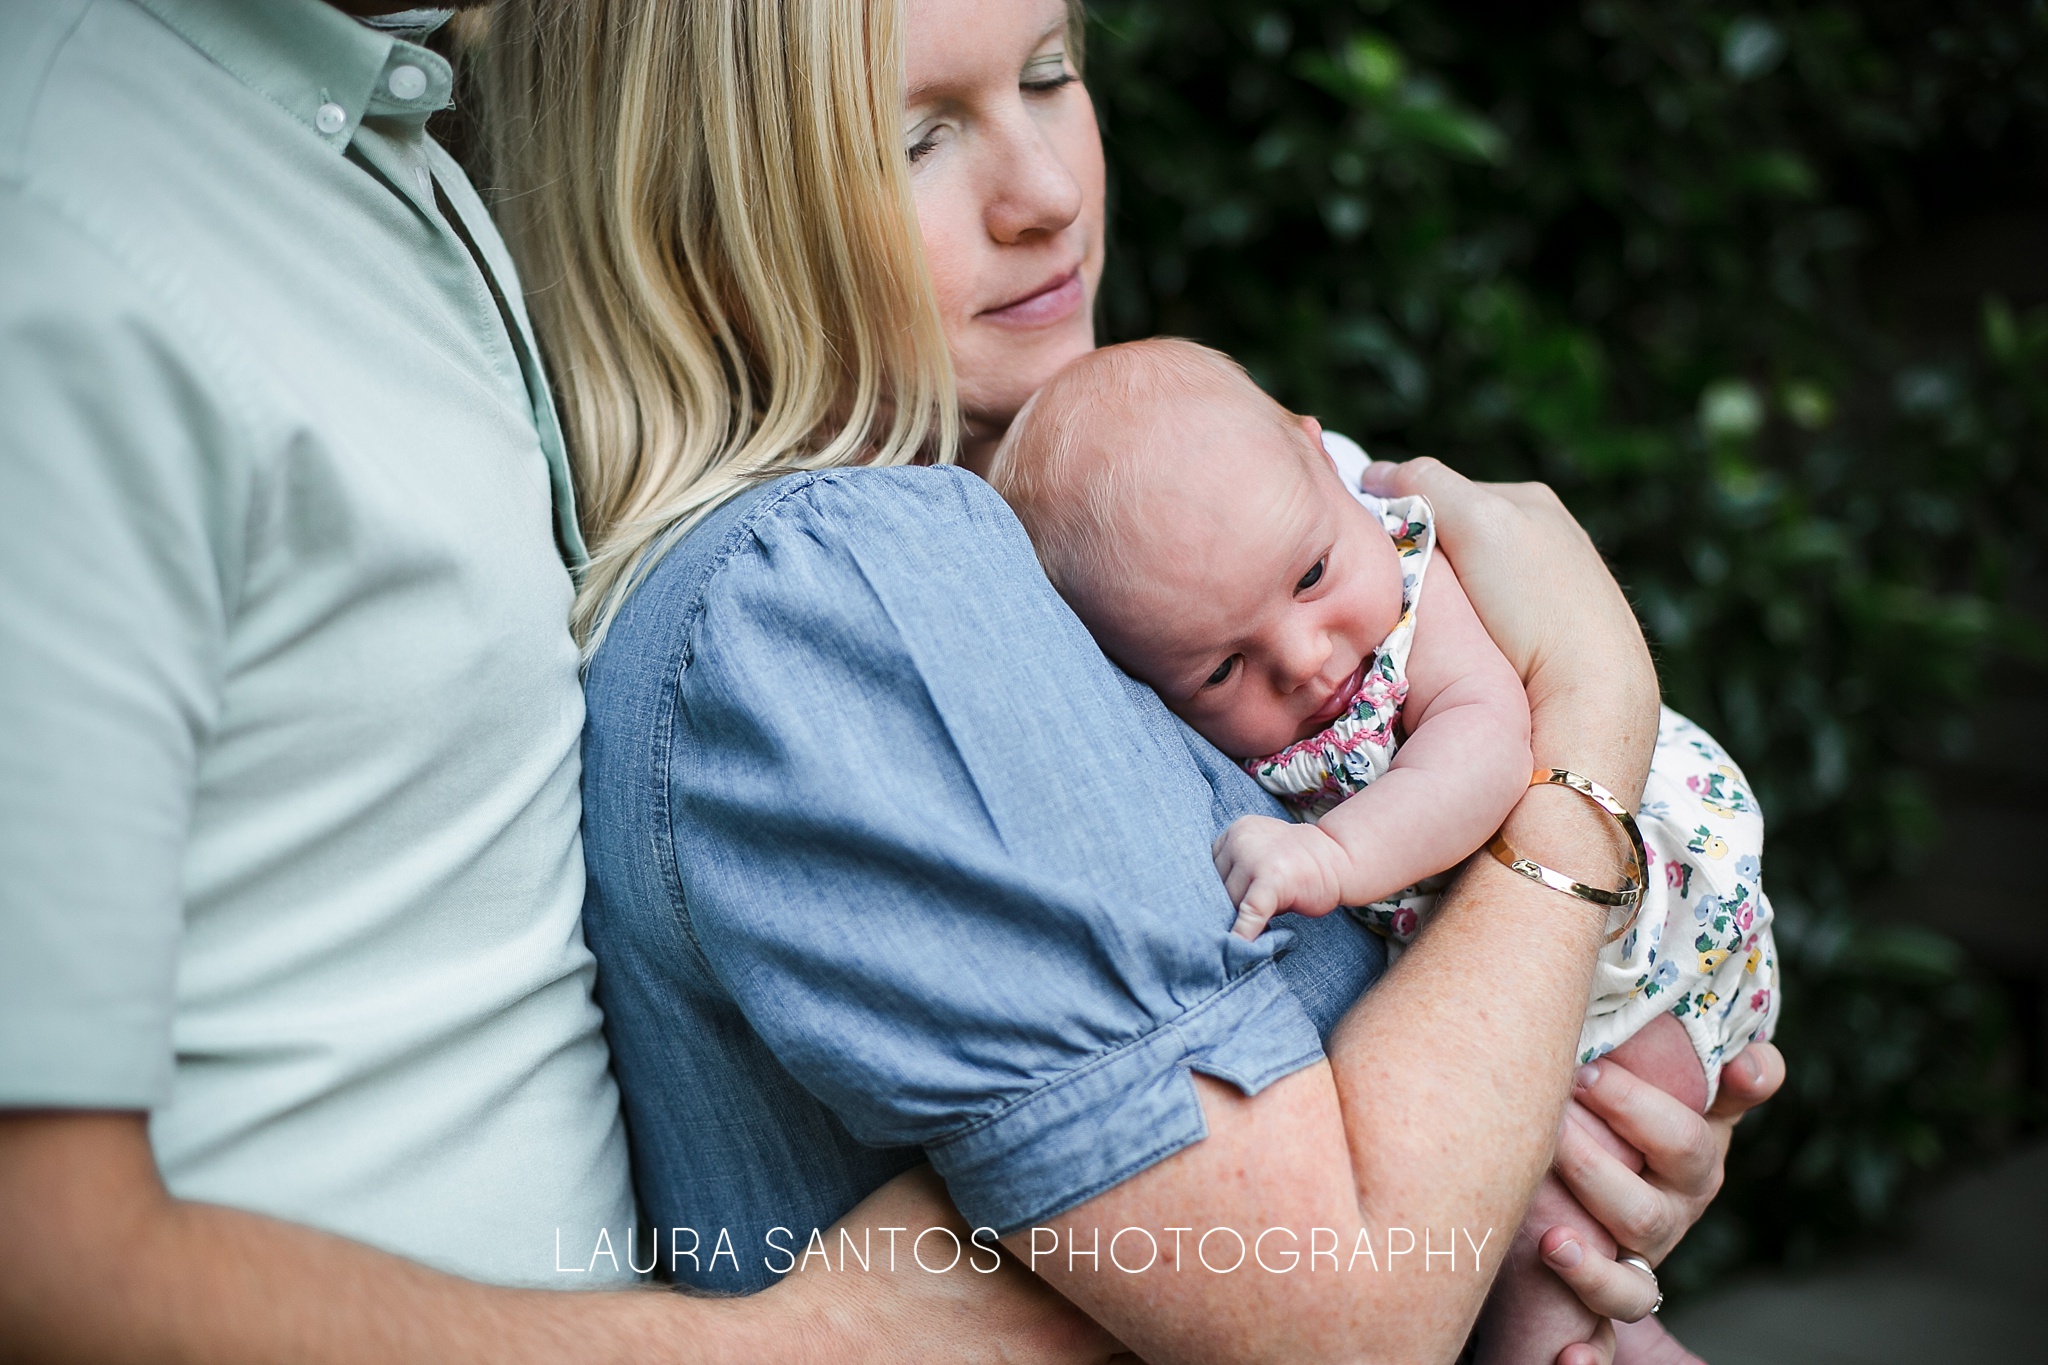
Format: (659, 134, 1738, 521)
(1202, 656, 1239, 689)
(1295, 557, 1327, 594)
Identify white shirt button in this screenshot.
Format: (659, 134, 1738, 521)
(387, 65, 428, 100)
(315, 102, 347, 135)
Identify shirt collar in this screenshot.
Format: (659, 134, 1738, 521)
(131, 0, 453, 148)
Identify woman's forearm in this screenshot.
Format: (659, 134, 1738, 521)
(1013, 779, 1654, 1364)
(1016, 844, 1628, 1363)
(1314, 549, 1662, 1330)
(1324, 788, 1648, 1326)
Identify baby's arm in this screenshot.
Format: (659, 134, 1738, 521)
(1216, 555, 1531, 936)
(1316, 552, 1533, 903)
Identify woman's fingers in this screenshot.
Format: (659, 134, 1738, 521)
(1554, 1048, 1785, 1306)
(1551, 1111, 1687, 1264)
(1706, 1042, 1785, 1125)
(1569, 1061, 1722, 1197)
(1356, 458, 1658, 774)
(1539, 1223, 1662, 1324)
(1355, 453, 1465, 500)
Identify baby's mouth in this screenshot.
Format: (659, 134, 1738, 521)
(1304, 661, 1367, 731)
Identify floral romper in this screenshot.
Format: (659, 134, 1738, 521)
(1244, 434, 1782, 1101)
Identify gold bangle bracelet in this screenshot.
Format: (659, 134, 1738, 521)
(1487, 768, 1647, 944)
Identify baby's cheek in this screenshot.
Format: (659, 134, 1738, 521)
(1200, 699, 1301, 762)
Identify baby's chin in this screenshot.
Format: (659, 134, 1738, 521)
(1195, 718, 1318, 764)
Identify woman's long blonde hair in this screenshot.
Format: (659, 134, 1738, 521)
(480, 0, 958, 650)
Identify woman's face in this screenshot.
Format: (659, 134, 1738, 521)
(902, 0, 1106, 466)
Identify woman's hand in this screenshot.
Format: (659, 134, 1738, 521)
(1357, 458, 1659, 802)
(1539, 1042, 1787, 1358)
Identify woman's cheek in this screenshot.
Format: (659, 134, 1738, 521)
(1049, 87, 1107, 261)
(912, 182, 975, 328)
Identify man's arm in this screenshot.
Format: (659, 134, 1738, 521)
(0, 1111, 1116, 1365)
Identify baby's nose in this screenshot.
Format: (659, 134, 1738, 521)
(1278, 631, 1335, 692)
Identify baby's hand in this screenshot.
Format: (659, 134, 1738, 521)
(1211, 815, 1355, 939)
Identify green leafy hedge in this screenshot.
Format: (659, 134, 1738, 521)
(1086, 0, 2048, 1291)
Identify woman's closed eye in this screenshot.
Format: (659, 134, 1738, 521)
(905, 121, 944, 164)
(1202, 655, 1240, 689)
(1021, 50, 1076, 93)
(1294, 556, 1327, 594)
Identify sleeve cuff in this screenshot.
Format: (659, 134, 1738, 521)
(0, 1006, 171, 1109)
(927, 961, 1325, 1235)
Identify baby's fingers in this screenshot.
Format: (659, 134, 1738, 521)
(1230, 907, 1273, 940)
(1217, 855, 1257, 909)
(1231, 882, 1281, 940)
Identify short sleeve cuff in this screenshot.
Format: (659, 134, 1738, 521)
(927, 961, 1325, 1235)
(0, 1003, 171, 1109)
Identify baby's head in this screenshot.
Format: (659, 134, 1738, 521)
(988, 339, 1402, 759)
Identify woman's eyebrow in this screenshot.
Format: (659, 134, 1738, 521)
(907, 19, 1071, 103)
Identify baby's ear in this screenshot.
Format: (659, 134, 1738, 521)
(1297, 412, 1327, 459)
(1297, 414, 1343, 479)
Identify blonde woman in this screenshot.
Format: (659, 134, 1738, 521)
(483, 1, 1783, 1360)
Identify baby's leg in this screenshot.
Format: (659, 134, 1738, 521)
(1471, 1166, 1609, 1365)
(1472, 1014, 1707, 1365)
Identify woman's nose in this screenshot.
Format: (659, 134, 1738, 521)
(982, 111, 1083, 244)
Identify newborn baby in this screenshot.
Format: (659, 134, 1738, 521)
(987, 338, 1780, 1364)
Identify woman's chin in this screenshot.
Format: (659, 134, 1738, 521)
(958, 322, 1097, 430)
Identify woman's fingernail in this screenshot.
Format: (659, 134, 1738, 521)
(1740, 1050, 1763, 1083)
(1546, 1238, 1584, 1269)
(1574, 1063, 1600, 1093)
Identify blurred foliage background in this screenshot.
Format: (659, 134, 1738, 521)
(1084, 0, 2048, 1296)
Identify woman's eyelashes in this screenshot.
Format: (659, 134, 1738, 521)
(1294, 556, 1327, 594)
(905, 121, 944, 164)
(1021, 51, 1075, 92)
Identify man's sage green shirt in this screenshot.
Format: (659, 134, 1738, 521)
(0, 0, 636, 1285)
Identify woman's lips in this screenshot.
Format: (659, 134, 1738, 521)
(979, 268, 1083, 328)
(1305, 662, 1367, 730)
